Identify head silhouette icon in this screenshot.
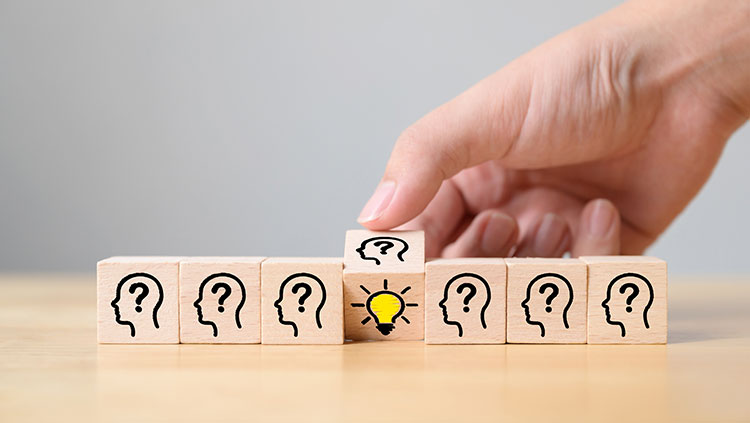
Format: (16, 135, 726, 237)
(356, 236, 409, 266)
(521, 273, 573, 337)
(602, 273, 654, 337)
(438, 273, 491, 337)
(194, 273, 247, 337)
(274, 273, 327, 337)
(111, 272, 164, 337)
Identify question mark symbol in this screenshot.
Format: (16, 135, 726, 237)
(292, 282, 312, 313)
(211, 282, 232, 313)
(128, 282, 149, 313)
(373, 240, 395, 255)
(619, 283, 639, 313)
(456, 282, 477, 313)
(539, 282, 559, 313)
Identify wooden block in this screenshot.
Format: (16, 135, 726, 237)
(506, 258, 587, 344)
(97, 257, 181, 344)
(581, 256, 667, 344)
(424, 258, 506, 344)
(261, 258, 343, 344)
(343, 230, 425, 273)
(178, 257, 264, 344)
(343, 272, 425, 340)
(343, 229, 425, 340)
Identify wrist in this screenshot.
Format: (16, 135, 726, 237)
(630, 0, 750, 121)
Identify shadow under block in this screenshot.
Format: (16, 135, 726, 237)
(261, 258, 344, 344)
(506, 258, 587, 344)
(97, 257, 181, 344)
(581, 256, 667, 344)
(424, 258, 506, 344)
(179, 257, 264, 344)
(343, 230, 425, 340)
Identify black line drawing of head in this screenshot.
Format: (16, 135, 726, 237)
(355, 236, 409, 266)
(111, 272, 164, 337)
(274, 273, 327, 337)
(438, 273, 491, 337)
(521, 273, 573, 338)
(602, 272, 655, 337)
(193, 272, 247, 337)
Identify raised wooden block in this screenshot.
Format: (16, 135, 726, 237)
(343, 230, 425, 274)
(506, 258, 587, 344)
(343, 230, 425, 340)
(261, 258, 343, 344)
(425, 258, 506, 344)
(97, 257, 180, 344)
(179, 257, 264, 344)
(581, 256, 667, 344)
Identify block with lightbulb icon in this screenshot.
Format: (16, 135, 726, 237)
(343, 230, 425, 340)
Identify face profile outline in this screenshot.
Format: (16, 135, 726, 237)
(521, 273, 573, 338)
(111, 272, 164, 337)
(355, 236, 409, 265)
(438, 273, 492, 337)
(602, 272, 655, 337)
(193, 272, 247, 338)
(274, 272, 327, 337)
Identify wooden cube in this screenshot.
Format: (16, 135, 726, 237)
(97, 257, 181, 344)
(343, 230, 425, 340)
(343, 272, 425, 340)
(261, 258, 343, 344)
(343, 230, 425, 274)
(581, 256, 667, 344)
(179, 257, 264, 344)
(506, 258, 587, 344)
(425, 258, 506, 344)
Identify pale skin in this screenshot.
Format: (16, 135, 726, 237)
(357, 0, 750, 258)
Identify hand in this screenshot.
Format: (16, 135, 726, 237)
(357, 0, 749, 258)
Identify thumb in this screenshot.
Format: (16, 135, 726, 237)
(357, 65, 533, 230)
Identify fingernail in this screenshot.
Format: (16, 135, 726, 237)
(481, 213, 516, 254)
(534, 213, 567, 257)
(357, 181, 396, 224)
(587, 200, 616, 237)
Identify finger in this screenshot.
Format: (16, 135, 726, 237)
(572, 199, 621, 256)
(357, 67, 533, 230)
(441, 211, 519, 258)
(514, 213, 572, 258)
(397, 180, 466, 258)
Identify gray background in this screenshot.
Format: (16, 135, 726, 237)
(1, 1, 748, 274)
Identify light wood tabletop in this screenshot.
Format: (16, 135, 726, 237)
(1, 274, 749, 422)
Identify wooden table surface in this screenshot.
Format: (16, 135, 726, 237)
(1, 275, 749, 422)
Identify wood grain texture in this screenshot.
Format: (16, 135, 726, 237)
(343, 271, 424, 340)
(425, 258, 506, 344)
(179, 257, 264, 344)
(343, 230, 425, 274)
(581, 256, 667, 344)
(506, 258, 587, 344)
(261, 258, 343, 344)
(3, 275, 750, 422)
(97, 257, 181, 344)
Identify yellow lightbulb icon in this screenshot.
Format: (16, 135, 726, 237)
(351, 279, 419, 335)
(366, 291, 405, 335)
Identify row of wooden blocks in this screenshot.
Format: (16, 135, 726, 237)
(98, 230, 667, 344)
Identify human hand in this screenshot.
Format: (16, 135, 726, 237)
(357, 0, 749, 258)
